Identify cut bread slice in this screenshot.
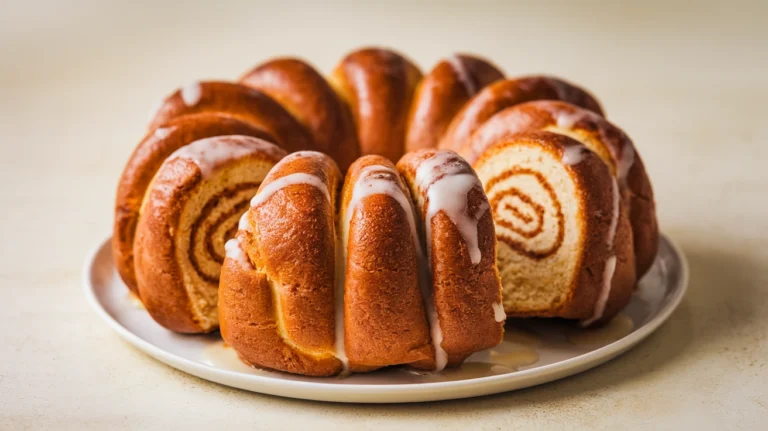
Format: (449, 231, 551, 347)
(113, 113, 275, 294)
(460, 100, 657, 278)
(133, 135, 286, 333)
(472, 131, 636, 325)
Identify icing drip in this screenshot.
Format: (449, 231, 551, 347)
(581, 256, 617, 327)
(250, 173, 330, 207)
(554, 110, 585, 129)
(334, 231, 348, 370)
(606, 178, 620, 248)
(238, 211, 251, 232)
(492, 302, 507, 323)
(153, 126, 174, 140)
(344, 165, 448, 371)
(181, 82, 202, 106)
(414, 151, 486, 265)
(171, 137, 261, 178)
(224, 237, 252, 269)
(446, 55, 476, 95)
(345, 165, 420, 249)
(561, 145, 588, 165)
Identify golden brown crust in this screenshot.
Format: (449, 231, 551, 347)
(566, 141, 636, 323)
(396, 149, 504, 366)
(148, 81, 314, 152)
(247, 152, 341, 353)
(405, 54, 504, 152)
(113, 113, 275, 293)
(239, 58, 361, 172)
(439, 76, 604, 153)
(219, 255, 342, 376)
(134, 159, 202, 332)
(134, 136, 286, 333)
(330, 48, 422, 162)
(460, 100, 657, 277)
(221, 151, 344, 375)
(475, 131, 635, 322)
(625, 158, 658, 278)
(340, 155, 433, 370)
(596, 192, 636, 325)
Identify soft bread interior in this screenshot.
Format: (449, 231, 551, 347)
(174, 158, 273, 329)
(474, 143, 582, 314)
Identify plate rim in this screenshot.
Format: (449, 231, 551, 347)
(83, 234, 689, 403)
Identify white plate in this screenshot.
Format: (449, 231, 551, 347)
(83, 234, 688, 403)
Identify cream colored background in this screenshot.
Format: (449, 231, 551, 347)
(1, 0, 766, 429)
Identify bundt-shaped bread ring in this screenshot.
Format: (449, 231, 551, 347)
(134, 135, 286, 333)
(439, 76, 604, 153)
(148, 81, 314, 152)
(239, 58, 361, 172)
(330, 48, 422, 162)
(461, 100, 658, 277)
(112, 47, 659, 373)
(473, 131, 635, 326)
(405, 54, 504, 153)
(397, 149, 505, 367)
(113, 113, 276, 293)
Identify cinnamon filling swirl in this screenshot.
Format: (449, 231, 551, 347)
(189, 182, 261, 283)
(484, 168, 564, 260)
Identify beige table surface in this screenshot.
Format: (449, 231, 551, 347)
(1, 0, 766, 429)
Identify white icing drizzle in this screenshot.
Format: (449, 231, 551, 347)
(446, 55, 476, 95)
(224, 237, 252, 269)
(492, 302, 507, 323)
(238, 211, 251, 232)
(170, 136, 261, 178)
(606, 178, 620, 248)
(561, 145, 588, 165)
(414, 151, 487, 265)
(250, 173, 330, 207)
(181, 82, 202, 106)
(333, 232, 348, 370)
(554, 110, 585, 129)
(343, 164, 448, 371)
(344, 165, 420, 250)
(581, 256, 617, 327)
(153, 126, 174, 140)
